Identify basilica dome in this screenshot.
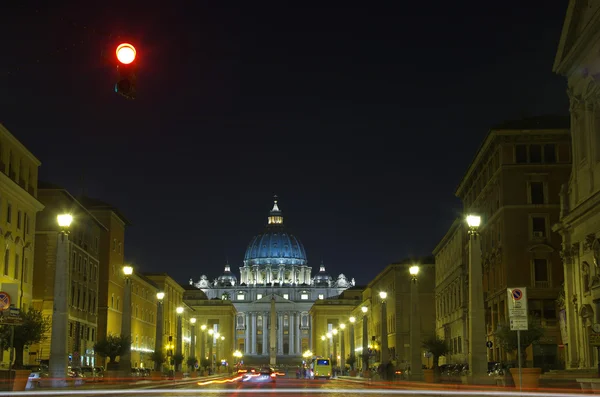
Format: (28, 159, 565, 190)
(243, 198, 308, 267)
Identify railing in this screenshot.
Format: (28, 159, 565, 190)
(534, 280, 550, 288)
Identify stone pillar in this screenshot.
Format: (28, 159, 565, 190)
(289, 312, 295, 354)
(308, 315, 312, 350)
(278, 313, 284, 354)
(262, 312, 268, 355)
(245, 313, 250, 355)
(251, 313, 257, 354)
(296, 312, 302, 354)
(562, 243, 579, 368)
(468, 229, 488, 381)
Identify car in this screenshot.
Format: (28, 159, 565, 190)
(240, 367, 276, 383)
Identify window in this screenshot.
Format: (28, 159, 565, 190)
(530, 182, 544, 204)
(301, 294, 309, 300)
(16, 211, 21, 229)
(3, 249, 9, 275)
(530, 145, 542, 163)
(24, 213, 29, 234)
(544, 144, 556, 163)
(516, 145, 527, 163)
(6, 203, 11, 224)
(23, 259, 28, 283)
(532, 217, 546, 237)
(112, 239, 116, 251)
(13, 254, 19, 279)
(237, 294, 245, 301)
(533, 259, 549, 286)
(318, 294, 324, 300)
(283, 294, 289, 299)
(111, 295, 114, 309)
(256, 294, 263, 300)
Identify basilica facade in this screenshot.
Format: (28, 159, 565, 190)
(189, 199, 354, 363)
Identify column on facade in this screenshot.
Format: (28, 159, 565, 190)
(289, 312, 295, 354)
(305, 268, 310, 284)
(262, 312, 268, 355)
(277, 313, 284, 354)
(251, 313, 257, 354)
(296, 312, 302, 353)
(244, 313, 250, 354)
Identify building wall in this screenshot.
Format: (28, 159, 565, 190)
(433, 219, 468, 365)
(309, 299, 358, 361)
(129, 274, 159, 369)
(553, 0, 600, 370)
(0, 124, 44, 365)
(456, 126, 571, 368)
(32, 189, 104, 367)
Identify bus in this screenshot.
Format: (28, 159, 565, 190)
(312, 357, 332, 379)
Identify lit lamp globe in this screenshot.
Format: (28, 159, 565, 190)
(409, 265, 420, 277)
(321, 335, 326, 341)
(156, 292, 165, 300)
(208, 329, 214, 335)
(361, 306, 368, 314)
(190, 318, 197, 324)
(326, 332, 332, 339)
(340, 323, 346, 330)
(214, 332, 220, 339)
(379, 291, 387, 300)
(201, 325, 207, 331)
(176, 306, 184, 314)
(123, 266, 133, 276)
(57, 214, 73, 228)
(466, 214, 481, 229)
(221, 336, 225, 341)
(116, 43, 136, 64)
(349, 316, 356, 324)
(332, 329, 338, 335)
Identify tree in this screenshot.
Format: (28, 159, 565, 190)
(494, 318, 544, 367)
(173, 352, 184, 371)
(361, 352, 370, 372)
(186, 356, 197, 371)
(94, 334, 130, 369)
(0, 308, 50, 369)
(200, 357, 211, 370)
(346, 354, 357, 370)
(150, 350, 165, 371)
(422, 335, 449, 378)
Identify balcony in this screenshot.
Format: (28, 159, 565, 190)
(534, 280, 550, 288)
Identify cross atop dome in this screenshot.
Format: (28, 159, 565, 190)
(268, 195, 283, 225)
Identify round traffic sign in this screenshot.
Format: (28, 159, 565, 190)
(512, 289, 523, 301)
(486, 341, 493, 349)
(0, 292, 11, 311)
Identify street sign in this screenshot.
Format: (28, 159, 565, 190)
(0, 316, 23, 325)
(507, 287, 528, 331)
(486, 341, 493, 349)
(8, 307, 19, 317)
(0, 292, 11, 311)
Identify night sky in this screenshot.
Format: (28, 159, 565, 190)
(1, 2, 570, 286)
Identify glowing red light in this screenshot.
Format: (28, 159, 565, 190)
(116, 43, 136, 64)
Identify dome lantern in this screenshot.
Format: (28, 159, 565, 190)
(268, 195, 283, 225)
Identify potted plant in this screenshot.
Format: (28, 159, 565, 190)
(200, 358, 211, 376)
(361, 352, 371, 378)
(494, 318, 544, 389)
(94, 334, 130, 382)
(149, 351, 165, 380)
(172, 353, 184, 379)
(187, 357, 198, 377)
(0, 308, 50, 391)
(347, 354, 357, 376)
(422, 335, 449, 383)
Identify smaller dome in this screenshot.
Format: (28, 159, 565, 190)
(217, 264, 237, 287)
(314, 263, 332, 286)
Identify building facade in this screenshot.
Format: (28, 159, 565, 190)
(32, 187, 105, 367)
(128, 273, 159, 369)
(455, 118, 571, 368)
(0, 124, 44, 366)
(433, 218, 468, 365)
(188, 199, 354, 365)
(553, 0, 600, 370)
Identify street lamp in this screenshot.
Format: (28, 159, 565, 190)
(208, 329, 214, 372)
(321, 335, 326, 357)
(361, 306, 368, 373)
(326, 332, 332, 359)
(154, 292, 165, 371)
(215, 332, 221, 372)
(120, 266, 133, 375)
(200, 325, 207, 366)
(339, 323, 346, 372)
(466, 214, 487, 382)
(176, 306, 184, 372)
(379, 291, 388, 368)
(49, 213, 72, 387)
(332, 329, 338, 370)
(190, 318, 197, 369)
(349, 316, 356, 371)
(409, 265, 422, 380)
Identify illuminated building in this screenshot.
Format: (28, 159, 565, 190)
(128, 273, 160, 368)
(454, 117, 571, 366)
(0, 124, 44, 366)
(32, 185, 105, 367)
(553, 1, 600, 370)
(188, 198, 354, 364)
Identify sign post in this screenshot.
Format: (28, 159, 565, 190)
(508, 287, 528, 393)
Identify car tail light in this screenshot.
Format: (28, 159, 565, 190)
(270, 373, 276, 378)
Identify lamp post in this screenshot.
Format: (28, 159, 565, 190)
(120, 265, 133, 375)
(349, 316, 356, 370)
(190, 318, 197, 371)
(208, 329, 214, 373)
(379, 291, 388, 367)
(176, 306, 184, 372)
(200, 325, 207, 365)
(321, 335, 326, 358)
(49, 213, 72, 387)
(214, 332, 221, 372)
(467, 214, 488, 382)
(326, 332, 332, 359)
(154, 292, 165, 371)
(220, 335, 225, 370)
(409, 265, 423, 380)
(332, 329, 338, 369)
(339, 323, 346, 373)
(361, 306, 368, 372)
